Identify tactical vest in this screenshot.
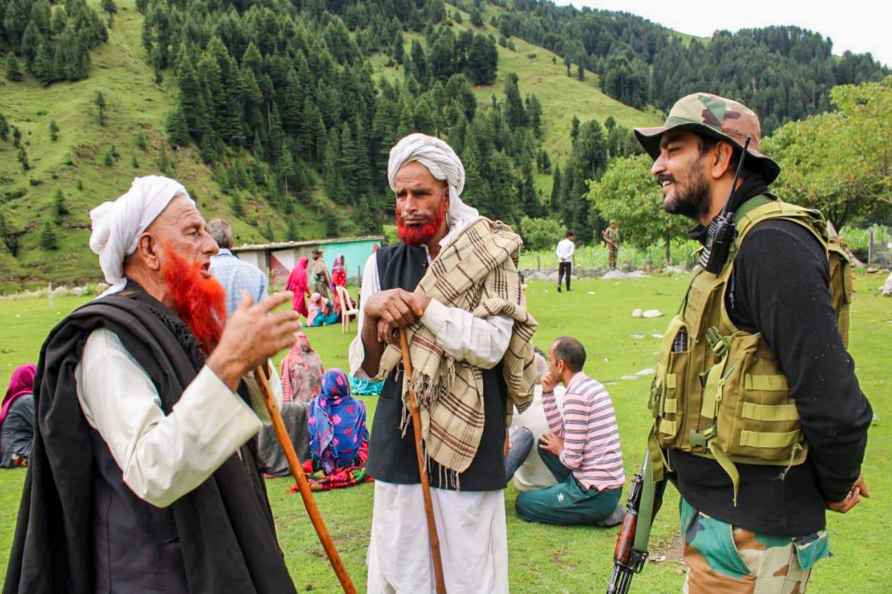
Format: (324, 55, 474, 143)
(648, 196, 853, 503)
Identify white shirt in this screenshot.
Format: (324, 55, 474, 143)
(556, 238, 575, 262)
(75, 327, 281, 508)
(348, 246, 514, 377)
(353, 236, 514, 594)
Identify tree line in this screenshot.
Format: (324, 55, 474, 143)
(484, 0, 888, 133)
(1, 0, 108, 84)
(590, 77, 892, 262)
(143, 0, 560, 236)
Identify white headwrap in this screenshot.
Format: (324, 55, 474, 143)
(387, 133, 479, 239)
(89, 175, 192, 296)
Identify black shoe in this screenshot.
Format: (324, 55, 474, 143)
(557, 286, 561, 292)
(594, 505, 625, 528)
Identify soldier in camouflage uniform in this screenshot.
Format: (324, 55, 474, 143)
(601, 222, 620, 270)
(634, 93, 873, 593)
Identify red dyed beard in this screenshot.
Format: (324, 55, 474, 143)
(161, 244, 227, 355)
(395, 199, 447, 246)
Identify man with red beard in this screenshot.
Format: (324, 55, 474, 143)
(349, 134, 539, 594)
(5, 176, 301, 594)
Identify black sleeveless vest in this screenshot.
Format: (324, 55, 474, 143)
(366, 244, 508, 491)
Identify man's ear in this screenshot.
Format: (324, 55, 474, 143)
(135, 233, 162, 271)
(710, 142, 735, 180)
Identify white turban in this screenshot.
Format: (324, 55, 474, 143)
(387, 133, 479, 233)
(89, 175, 192, 296)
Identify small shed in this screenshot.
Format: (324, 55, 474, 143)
(232, 236, 383, 287)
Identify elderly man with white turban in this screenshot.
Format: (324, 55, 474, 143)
(349, 133, 538, 593)
(6, 176, 300, 594)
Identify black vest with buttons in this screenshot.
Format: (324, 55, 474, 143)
(366, 243, 508, 490)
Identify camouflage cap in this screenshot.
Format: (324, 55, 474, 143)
(634, 92, 780, 184)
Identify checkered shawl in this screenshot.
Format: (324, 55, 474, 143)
(381, 217, 538, 475)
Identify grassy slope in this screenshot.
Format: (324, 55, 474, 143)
(1, 273, 890, 592)
(0, 0, 324, 292)
(0, 0, 660, 292)
(373, 5, 663, 195)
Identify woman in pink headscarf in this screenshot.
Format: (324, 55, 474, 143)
(330, 255, 347, 312)
(285, 256, 310, 320)
(279, 332, 324, 404)
(1, 364, 37, 467)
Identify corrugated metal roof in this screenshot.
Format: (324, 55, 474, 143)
(231, 235, 384, 253)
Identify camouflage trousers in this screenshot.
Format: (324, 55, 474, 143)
(607, 247, 617, 270)
(680, 499, 830, 594)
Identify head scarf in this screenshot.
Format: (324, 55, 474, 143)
(286, 257, 310, 316)
(387, 133, 479, 239)
(308, 369, 368, 475)
(1, 364, 36, 428)
(89, 176, 193, 296)
(279, 332, 323, 404)
(331, 255, 346, 288)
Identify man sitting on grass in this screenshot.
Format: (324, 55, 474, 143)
(516, 336, 625, 526)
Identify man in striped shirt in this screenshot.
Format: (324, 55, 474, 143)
(515, 337, 626, 526)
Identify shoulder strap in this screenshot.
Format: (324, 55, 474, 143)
(735, 197, 830, 253)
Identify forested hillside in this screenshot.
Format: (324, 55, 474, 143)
(497, 0, 888, 132)
(0, 0, 887, 291)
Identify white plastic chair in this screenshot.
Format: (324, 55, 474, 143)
(337, 285, 358, 334)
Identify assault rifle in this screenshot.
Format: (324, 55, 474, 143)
(606, 451, 661, 594)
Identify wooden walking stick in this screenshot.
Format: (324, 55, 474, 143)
(399, 329, 448, 594)
(253, 363, 357, 594)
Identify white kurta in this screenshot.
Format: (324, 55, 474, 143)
(349, 236, 514, 594)
(74, 327, 281, 508)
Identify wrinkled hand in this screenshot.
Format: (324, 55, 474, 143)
(540, 370, 559, 394)
(208, 291, 301, 390)
(364, 289, 430, 338)
(539, 432, 564, 456)
(826, 474, 870, 513)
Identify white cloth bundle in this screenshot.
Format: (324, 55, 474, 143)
(387, 133, 479, 238)
(89, 175, 192, 296)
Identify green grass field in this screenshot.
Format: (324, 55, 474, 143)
(1, 273, 889, 592)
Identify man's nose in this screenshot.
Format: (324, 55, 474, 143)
(403, 194, 420, 213)
(203, 234, 219, 255)
(651, 153, 667, 177)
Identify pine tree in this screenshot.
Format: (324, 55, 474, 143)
(286, 217, 300, 241)
(32, 42, 53, 84)
(40, 221, 58, 250)
(20, 21, 42, 65)
(550, 165, 562, 212)
(6, 53, 23, 81)
(392, 31, 405, 64)
(410, 40, 430, 87)
(102, 0, 117, 24)
(17, 147, 29, 171)
(229, 192, 244, 217)
(525, 94, 542, 138)
(466, 34, 497, 85)
(48, 119, 59, 141)
(262, 220, 274, 241)
(94, 90, 107, 126)
(503, 73, 527, 128)
(53, 188, 68, 222)
(166, 103, 190, 147)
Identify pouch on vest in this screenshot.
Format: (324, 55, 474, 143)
(649, 196, 851, 505)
